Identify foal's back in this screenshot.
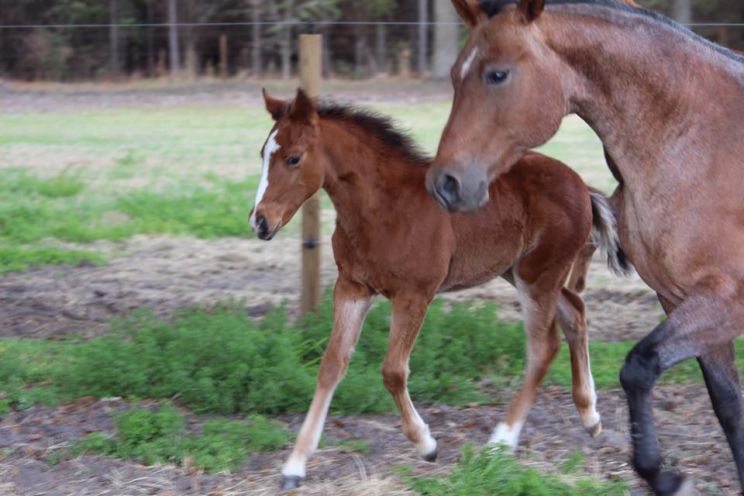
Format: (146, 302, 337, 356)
(442, 152, 592, 292)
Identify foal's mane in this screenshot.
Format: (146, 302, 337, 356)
(315, 101, 431, 167)
(478, 0, 744, 64)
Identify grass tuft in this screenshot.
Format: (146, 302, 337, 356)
(404, 446, 628, 495)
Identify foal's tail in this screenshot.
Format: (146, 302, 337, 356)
(589, 189, 633, 276)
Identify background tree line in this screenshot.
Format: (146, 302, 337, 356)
(0, 0, 741, 81)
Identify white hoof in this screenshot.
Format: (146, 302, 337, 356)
(487, 421, 523, 452)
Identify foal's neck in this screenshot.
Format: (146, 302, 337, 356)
(544, 4, 744, 185)
(318, 117, 426, 228)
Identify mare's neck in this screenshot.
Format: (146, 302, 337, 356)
(544, 4, 744, 186)
(318, 118, 425, 231)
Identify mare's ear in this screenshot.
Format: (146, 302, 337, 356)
(263, 88, 289, 121)
(516, 0, 545, 23)
(289, 88, 318, 124)
(451, 0, 486, 27)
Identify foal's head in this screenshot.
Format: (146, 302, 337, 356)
(250, 89, 323, 240)
(427, 0, 567, 212)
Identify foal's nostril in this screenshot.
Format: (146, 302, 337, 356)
(256, 215, 269, 238)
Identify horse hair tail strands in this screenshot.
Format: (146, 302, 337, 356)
(589, 190, 633, 276)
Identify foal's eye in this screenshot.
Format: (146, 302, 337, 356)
(286, 155, 301, 167)
(484, 69, 510, 86)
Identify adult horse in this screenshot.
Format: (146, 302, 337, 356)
(426, 0, 744, 493)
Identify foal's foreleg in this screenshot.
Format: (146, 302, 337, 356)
(382, 293, 437, 461)
(489, 282, 561, 450)
(619, 279, 743, 495)
(281, 278, 372, 489)
(556, 288, 601, 436)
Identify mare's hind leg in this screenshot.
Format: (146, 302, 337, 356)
(620, 278, 743, 495)
(556, 288, 601, 437)
(489, 274, 562, 450)
(698, 343, 744, 490)
(382, 292, 437, 460)
(281, 277, 373, 489)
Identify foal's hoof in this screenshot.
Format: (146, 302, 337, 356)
(422, 449, 438, 463)
(586, 420, 602, 438)
(281, 475, 303, 491)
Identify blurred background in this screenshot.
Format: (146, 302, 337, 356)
(0, 0, 741, 81)
(1, 2, 743, 495)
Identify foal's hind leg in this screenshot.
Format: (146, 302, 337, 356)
(619, 278, 743, 495)
(281, 277, 373, 489)
(556, 288, 601, 437)
(382, 292, 437, 460)
(489, 275, 562, 450)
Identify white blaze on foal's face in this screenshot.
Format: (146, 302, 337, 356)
(460, 46, 479, 80)
(249, 128, 281, 230)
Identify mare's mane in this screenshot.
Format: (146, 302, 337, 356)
(314, 101, 431, 167)
(478, 0, 744, 64)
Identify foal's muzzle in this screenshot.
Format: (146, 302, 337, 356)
(426, 167, 489, 213)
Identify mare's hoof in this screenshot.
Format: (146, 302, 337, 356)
(422, 449, 438, 463)
(587, 420, 602, 438)
(281, 475, 303, 491)
(672, 478, 697, 496)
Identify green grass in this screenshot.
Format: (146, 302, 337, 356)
(404, 446, 628, 495)
(0, 245, 104, 274)
(68, 404, 289, 472)
(0, 295, 739, 416)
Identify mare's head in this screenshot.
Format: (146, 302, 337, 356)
(250, 88, 323, 240)
(427, 0, 567, 212)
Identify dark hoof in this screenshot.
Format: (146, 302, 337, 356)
(422, 449, 438, 463)
(281, 475, 303, 491)
(587, 420, 602, 438)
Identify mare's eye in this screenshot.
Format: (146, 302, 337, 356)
(485, 69, 510, 86)
(286, 155, 301, 167)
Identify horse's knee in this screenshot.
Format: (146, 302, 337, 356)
(382, 362, 407, 393)
(318, 350, 352, 389)
(620, 345, 661, 393)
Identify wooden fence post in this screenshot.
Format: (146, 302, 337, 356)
(299, 34, 322, 316)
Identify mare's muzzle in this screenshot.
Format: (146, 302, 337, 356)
(426, 166, 489, 213)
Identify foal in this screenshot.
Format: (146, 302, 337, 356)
(250, 89, 626, 489)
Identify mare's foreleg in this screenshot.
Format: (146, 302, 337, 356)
(281, 277, 373, 489)
(382, 292, 437, 461)
(556, 287, 601, 437)
(620, 279, 743, 495)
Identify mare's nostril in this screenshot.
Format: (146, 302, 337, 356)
(441, 173, 460, 198)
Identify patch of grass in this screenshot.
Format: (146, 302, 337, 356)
(0, 245, 104, 274)
(71, 404, 288, 472)
(1, 169, 85, 198)
(2, 295, 741, 415)
(404, 446, 628, 496)
(334, 439, 370, 454)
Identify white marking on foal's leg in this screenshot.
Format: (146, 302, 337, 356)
(281, 299, 371, 483)
(249, 129, 280, 230)
(580, 366, 602, 435)
(460, 47, 479, 79)
(488, 421, 525, 452)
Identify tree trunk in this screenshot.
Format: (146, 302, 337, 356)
(109, 0, 120, 76)
(375, 24, 386, 75)
(145, 0, 154, 76)
(418, 0, 428, 75)
(167, 0, 180, 76)
(354, 28, 368, 77)
(251, 0, 261, 75)
(280, 0, 293, 80)
(672, 0, 692, 24)
(432, 0, 458, 79)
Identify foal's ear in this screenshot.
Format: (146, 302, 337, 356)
(289, 88, 318, 124)
(517, 0, 545, 23)
(451, 0, 486, 27)
(262, 88, 289, 121)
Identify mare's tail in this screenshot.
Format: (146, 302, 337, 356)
(589, 189, 633, 276)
